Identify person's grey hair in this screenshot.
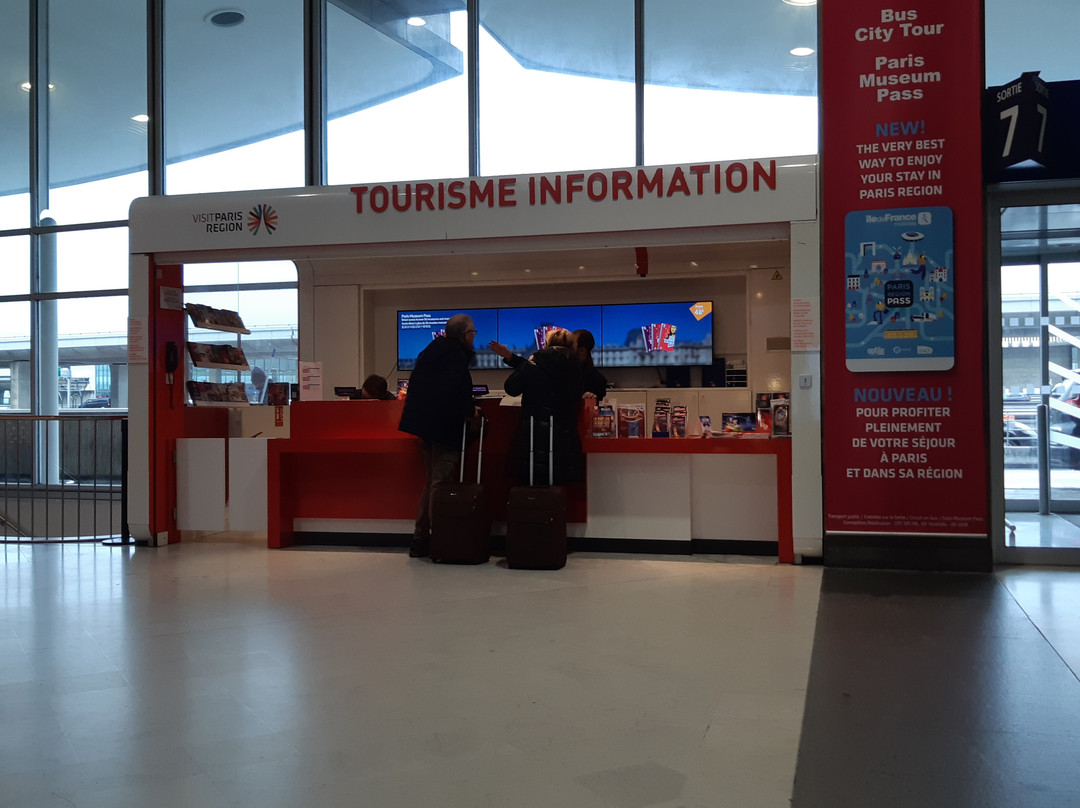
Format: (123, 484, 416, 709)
(445, 314, 473, 340)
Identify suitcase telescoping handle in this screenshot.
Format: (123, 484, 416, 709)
(459, 415, 484, 484)
(528, 414, 554, 486)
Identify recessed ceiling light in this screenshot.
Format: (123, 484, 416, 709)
(578, 265, 586, 270)
(131, 114, 149, 123)
(690, 261, 699, 268)
(782, 0, 816, 6)
(206, 9, 246, 27)
(20, 81, 55, 92)
(407, 16, 426, 26)
(790, 46, 815, 57)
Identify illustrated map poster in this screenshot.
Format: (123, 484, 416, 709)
(844, 206, 954, 371)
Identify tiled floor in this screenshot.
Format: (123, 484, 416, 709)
(4, 540, 1079, 808)
(0, 541, 821, 808)
(1006, 511, 1080, 549)
(792, 566, 1080, 808)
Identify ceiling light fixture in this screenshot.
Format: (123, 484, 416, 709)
(206, 9, 246, 27)
(782, 0, 817, 6)
(131, 114, 149, 123)
(406, 16, 426, 26)
(20, 81, 55, 92)
(790, 46, 816, 57)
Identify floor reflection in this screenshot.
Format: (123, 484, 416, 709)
(1005, 512, 1080, 549)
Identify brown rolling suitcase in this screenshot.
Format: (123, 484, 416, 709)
(506, 415, 567, 570)
(429, 417, 491, 564)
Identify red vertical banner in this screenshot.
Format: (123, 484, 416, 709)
(820, 3, 988, 556)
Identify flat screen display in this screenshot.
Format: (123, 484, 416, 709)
(396, 308, 499, 370)
(598, 301, 713, 367)
(396, 301, 713, 370)
(497, 305, 603, 356)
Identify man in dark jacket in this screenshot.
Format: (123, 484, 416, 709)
(398, 314, 479, 558)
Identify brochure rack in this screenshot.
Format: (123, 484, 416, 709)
(184, 304, 252, 407)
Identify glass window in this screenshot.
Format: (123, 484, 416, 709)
(45, 0, 147, 225)
(478, 0, 635, 176)
(54, 296, 129, 410)
(164, 5, 304, 194)
(644, 0, 817, 165)
(0, 235, 31, 296)
(0, 302, 31, 411)
(327, 6, 469, 184)
(986, 0, 1079, 85)
(51, 227, 129, 294)
(183, 262, 298, 402)
(0, 2, 29, 230)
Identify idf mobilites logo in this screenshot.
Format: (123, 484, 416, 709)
(247, 204, 278, 236)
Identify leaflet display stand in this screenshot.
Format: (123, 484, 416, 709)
(184, 303, 252, 407)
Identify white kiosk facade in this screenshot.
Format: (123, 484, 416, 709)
(127, 156, 822, 557)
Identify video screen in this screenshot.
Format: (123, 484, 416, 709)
(598, 301, 713, 367)
(497, 305, 603, 356)
(397, 308, 499, 370)
(397, 301, 714, 370)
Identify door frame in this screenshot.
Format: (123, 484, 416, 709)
(989, 179, 1080, 565)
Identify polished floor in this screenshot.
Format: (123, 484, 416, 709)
(792, 566, 1080, 808)
(1, 540, 1078, 808)
(1006, 510, 1080, 549)
(0, 540, 821, 808)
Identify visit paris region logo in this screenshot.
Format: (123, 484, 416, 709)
(247, 204, 278, 236)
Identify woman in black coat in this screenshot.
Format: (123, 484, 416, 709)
(490, 328, 586, 484)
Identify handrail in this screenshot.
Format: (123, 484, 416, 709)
(0, 415, 128, 543)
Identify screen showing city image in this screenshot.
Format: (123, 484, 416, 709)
(496, 305, 603, 357)
(598, 301, 713, 367)
(397, 308, 499, 370)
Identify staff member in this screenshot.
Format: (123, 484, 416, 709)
(398, 314, 480, 558)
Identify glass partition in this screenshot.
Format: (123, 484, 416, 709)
(478, 0, 635, 176)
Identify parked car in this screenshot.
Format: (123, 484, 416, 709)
(1003, 418, 1076, 468)
(80, 396, 111, 408)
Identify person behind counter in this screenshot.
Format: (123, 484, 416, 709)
(489, 328, 585, 485)
(358, 374, 397, 400)
(249, 366, 269, 404)
(571, 328, 608, 400)
(398, 314, 481, 558)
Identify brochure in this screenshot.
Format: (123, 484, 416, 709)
(671, 405, 687, 438)
(617, 403, 646, 438)
(699, 415, 713, 438)
(652, 397, 672, 437)
(591, 403, 616, 438)
(186, 341, 248, 368)
(186, 380, 249, 406)
(185, 303, 249, 333)
(266, 382, 291, 406)
(721, 412, 757, 433)
(771, 398, 791, 436)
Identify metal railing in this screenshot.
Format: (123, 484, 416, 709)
(0, 415, 127, 543)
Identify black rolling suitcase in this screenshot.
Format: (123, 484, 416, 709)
(429, 417, 491, 564)
(506, 415, 567, 570)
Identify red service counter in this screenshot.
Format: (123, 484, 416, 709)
(267, 399, 792, 561)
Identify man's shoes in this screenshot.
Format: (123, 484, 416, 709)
(408, 539, 429, 558)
